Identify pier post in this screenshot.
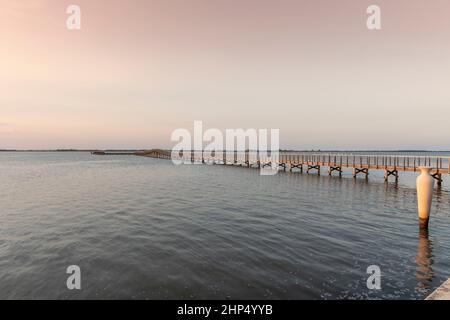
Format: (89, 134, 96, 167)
(328, 166, 343, 177)
(257, 150, 260, 169)
(431, 173, 443, 187)
(307, 165, 320, 175)
(245, 150, 250, 167)
(416, 167, 434, 228)
(353, 168, 369, 179)
(384, 169, 398, 182)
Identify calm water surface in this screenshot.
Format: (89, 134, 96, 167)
(1, 152, 449, 299)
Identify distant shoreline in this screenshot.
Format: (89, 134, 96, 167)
(1, 149, 450, 153)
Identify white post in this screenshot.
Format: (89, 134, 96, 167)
(416, 166, 434, 228)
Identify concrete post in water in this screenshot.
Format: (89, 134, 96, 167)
(416, 166, 434, 228)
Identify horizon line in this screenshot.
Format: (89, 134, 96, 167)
(1, 149, 450, 153)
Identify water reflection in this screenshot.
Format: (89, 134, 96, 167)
(1, 152, 450, 299)
(384, 180, 399, 192)
(434, 187, 447, 212)
(415, 228, 434, 293)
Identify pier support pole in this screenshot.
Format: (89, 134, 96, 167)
(328, 166, 343, 177)
(306, 165, 320, 175)
(431, 173, 443, 187)
(417, 167, 434, 229)
(353, 168, 368, 179)
(384, 169, 398, 182)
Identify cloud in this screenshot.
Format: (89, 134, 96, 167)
(1, 0, 44, 10)
(0, 123, 14, 134)
(0, 0, 45, 19)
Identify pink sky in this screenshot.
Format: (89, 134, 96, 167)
(1, 0, 450, 150)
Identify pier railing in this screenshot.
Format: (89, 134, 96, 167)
(135, 150, 449, 173)
(194, 152, 449, 173)
(97, 150, 449, 185)
(280, 153, 449, 174)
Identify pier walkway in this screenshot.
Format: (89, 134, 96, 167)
(98, 150, 450, 186)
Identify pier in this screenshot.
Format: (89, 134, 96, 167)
(91, 151, 135, 155)
(426, 278, 450, 300)
(97, 150, 450, 186)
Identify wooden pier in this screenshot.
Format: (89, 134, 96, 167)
(426, 278, 450, 300)
(135, 149, 171, 159)
(97, 150, 450, 186)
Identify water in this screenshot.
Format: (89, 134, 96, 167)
(0, 152, 449, 299)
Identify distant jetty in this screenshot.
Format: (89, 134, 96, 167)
(91, 151, 135, 155)
(91, 151, 106, 155)
(90, 150, 170, 157)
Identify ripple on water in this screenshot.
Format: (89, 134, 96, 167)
(0, 152, 449, 299)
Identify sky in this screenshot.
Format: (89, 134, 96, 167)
(1, 0, 450, 150)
